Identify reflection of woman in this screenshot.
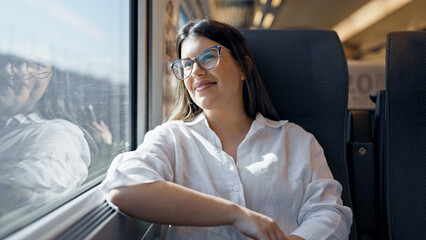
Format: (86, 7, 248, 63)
(0, 56, 91, 215)
(101, 19, 352, 240)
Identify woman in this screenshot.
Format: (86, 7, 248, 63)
(0, 55, 91, 215)
(100, 19, 352, 240)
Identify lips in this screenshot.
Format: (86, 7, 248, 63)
(194, 79, 217, 91)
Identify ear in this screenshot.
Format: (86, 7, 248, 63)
(240, 56, 253, 81)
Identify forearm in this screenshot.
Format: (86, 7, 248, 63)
(288, 235, 304, 240)
(108, 181, 240, 226)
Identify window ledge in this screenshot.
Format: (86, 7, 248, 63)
(5, 185, 105, 240)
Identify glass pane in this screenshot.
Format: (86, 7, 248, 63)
(0, 0, 130, 236)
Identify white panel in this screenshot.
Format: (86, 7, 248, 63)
(138, 0, 149, 144)
(149, 0, 165, 130)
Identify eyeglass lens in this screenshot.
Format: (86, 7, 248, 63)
(11, 60, 38, 79)
(1, 59, 51, 80)
(172, 46, 220, 80)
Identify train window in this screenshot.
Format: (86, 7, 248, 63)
(0, 0, 131, 237)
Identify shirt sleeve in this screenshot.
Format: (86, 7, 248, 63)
(289, 135, 353, 240)
(1, 121, 90, 191)
(99, 124, 175, 194)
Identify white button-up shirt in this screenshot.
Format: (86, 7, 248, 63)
(0, 113, 91, 212)
(100, 113, 352, 240)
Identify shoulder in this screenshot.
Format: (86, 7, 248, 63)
(42, 119, 85, 137)
(150, 119, 187, 135)
(150, 113, 205, 135)
(261, 115, 316, 144)
(284, 122, 317, 144)
(23, 119, 90, 159)
(283, 121, 311, 136)
(260, 114, 312, 139)
(140, 115, 209, 150)
(142, 120, 189, 144)
(29, 119, 89, 151)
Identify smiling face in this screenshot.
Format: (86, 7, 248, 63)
(181, 36, 246, 114)
(0, 58, 52, 120)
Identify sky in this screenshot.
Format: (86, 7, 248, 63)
(0, 0, 130, 83)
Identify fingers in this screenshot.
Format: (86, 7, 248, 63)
(263, 222, 287, 240)
(91, 120, 111, 132)
(271, 228, 287, 240)
(232, 207, 286, 240)
(99, 120, 108, 128)
(255, 214, 286, 240)
(86, 120, 112, 145)
(91, 121, 104, 131)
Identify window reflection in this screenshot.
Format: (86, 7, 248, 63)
(0, 0, 130, 237)
(0, 55, 91, 213)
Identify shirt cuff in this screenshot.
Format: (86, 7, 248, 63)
(289, 209, 351, 240)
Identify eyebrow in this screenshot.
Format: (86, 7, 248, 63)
(181, 45, 217, 59)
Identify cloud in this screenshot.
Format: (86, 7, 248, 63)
(21, 0, 105, 40)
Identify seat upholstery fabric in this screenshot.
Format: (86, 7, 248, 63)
(384, 31, 426, 240)
(241, 30, 356, 239)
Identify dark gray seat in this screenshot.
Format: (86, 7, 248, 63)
(382, 31, 426, 240)
(241, 29, 356, 239)
(347, 109, 378, 240)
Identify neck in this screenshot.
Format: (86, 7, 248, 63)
(204, 108, 253, 135)
(203, 108, 254, 162)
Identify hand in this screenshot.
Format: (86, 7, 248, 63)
(90, 120, 112, 145)
(232, 207, 287, 240)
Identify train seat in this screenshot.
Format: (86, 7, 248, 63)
(241, 29, 357, 239)
(380, 31, 426, 240)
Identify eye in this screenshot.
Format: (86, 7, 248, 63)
(199, 52, 217, 63)
(183, 60, 192, 69)
(13, 60, 26, 69)
(13, 60, 37, 71)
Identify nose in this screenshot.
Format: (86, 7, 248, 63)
(191, 61, 206, 78)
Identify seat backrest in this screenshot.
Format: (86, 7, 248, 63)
(241, 30, 356, 239)
(384, 31, 426, 240)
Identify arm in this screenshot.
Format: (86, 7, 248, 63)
(290, 135, 352, 240)
(103, 125, 286, 239)
(109, 181, 287, 240)
(1, 120, 90, 191)
(288, 236, 304, 240)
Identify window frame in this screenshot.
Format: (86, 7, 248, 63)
(2, 0, 165, 238)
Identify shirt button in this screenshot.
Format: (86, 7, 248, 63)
(234, 186, 240, 192)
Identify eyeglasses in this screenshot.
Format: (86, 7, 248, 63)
(170, 45, 230, 80)
(1, 58, 52, 81)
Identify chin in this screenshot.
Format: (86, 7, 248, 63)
(194, 98, 216, 110)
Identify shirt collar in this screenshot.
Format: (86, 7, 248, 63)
(183, 112, 208, 126)
(246, 113, 287, 139)
(255, 112, 287, 128)
(5, 113, 44, 127)
(183, 111, 287, 129)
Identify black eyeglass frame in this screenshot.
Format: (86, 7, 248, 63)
(2, 58, 53, 82)
(170, 45, 230, 80)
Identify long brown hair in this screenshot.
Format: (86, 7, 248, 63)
(168, 19, 279, 122)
